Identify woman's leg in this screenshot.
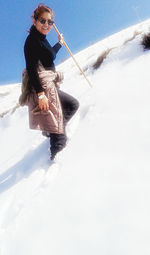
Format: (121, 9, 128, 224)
(50, 133, 67, 160)
(50, 90, 79, 160)
(57, 89, 79, 125)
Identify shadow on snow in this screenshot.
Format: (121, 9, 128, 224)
(0, 139, 52, 194)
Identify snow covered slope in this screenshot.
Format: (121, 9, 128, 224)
(0, 19, 150, 255)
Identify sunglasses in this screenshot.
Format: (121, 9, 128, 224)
(38, 18, 54, 26)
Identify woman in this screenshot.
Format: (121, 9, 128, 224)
(23, 4, 79, 160)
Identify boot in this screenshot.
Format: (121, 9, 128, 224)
(50, 133, 67, 160)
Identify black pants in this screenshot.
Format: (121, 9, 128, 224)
(50, 90, 79, 159)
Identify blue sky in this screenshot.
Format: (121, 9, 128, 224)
(1, 0, 150, 85)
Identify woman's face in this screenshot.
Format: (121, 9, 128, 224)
(34, 12, 53, 35)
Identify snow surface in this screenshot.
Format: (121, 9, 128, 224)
(1, 19, 150, 254)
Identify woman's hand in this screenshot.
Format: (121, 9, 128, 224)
(38, 92, 49, 111)
(58, 33, 64, 45)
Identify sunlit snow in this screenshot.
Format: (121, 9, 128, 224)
(0, 19, 150, 255)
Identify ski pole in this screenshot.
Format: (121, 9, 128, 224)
(53, 23, 93, 88)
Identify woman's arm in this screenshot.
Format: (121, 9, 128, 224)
(52, 33, 64, 53)
(24, 38, 44, 93)
(24, 38, 49, 111)
(52, 42, 62, 54)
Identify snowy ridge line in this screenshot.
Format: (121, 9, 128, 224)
(76, 18, 150, 58)
(0, 103, 20, 118)
(57, 23, 144, 77)
(83, 30, 142, 73)
(0, 83, 21, 93)
(0, 83, 21, 118)
(0, 92, 10, 97)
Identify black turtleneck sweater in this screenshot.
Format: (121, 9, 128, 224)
(24, 25, 62, 93)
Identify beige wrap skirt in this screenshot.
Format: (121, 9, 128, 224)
(20, 62, 64, 134)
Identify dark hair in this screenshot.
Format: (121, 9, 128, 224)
(32, 3, 54, 21)
(141, 33, 150, 50)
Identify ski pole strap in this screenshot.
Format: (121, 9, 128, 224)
(53, 24, 93, 88)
